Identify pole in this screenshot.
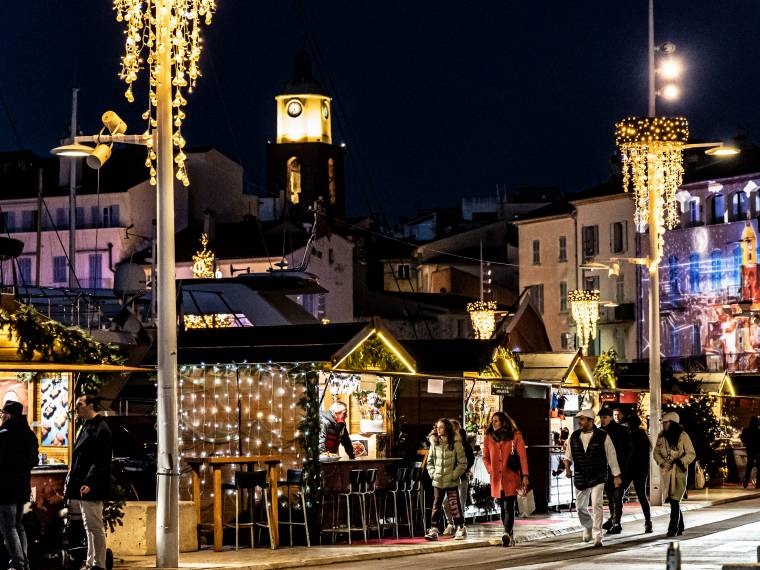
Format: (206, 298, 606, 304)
(648, 0, 656, 117)
(155, 0, 180, 566)
(479, 240, 484, 301)
(648, 167, 663, 507)
(69, 88, 79, 288)
(35, 169, 43, 287)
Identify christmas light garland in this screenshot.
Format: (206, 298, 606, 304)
(467, 300, 497, 340)
(568, 289, 600, 353)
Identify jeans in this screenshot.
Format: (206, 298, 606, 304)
(744, 454, 760, 487)
(0, 502, 29, 570)
(431, 487, 463, 529)
(497, 493, 517, 534)
(576, 483, 605, 541)
(443, 476, 469, 525)
(604, 482, 623, 526)
(627, 473, 651, 521)
(70, 500, 106, 569)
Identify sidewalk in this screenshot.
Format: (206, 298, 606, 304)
(115, 487, 760, 570)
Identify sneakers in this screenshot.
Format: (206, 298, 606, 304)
(454, 526, 467, 540)
(593, 536, 604, 547)
(442, 524, 456, 536)
(602, 519, 613, 531)
(581, 528, 592, 543)
(424, 528, 439, 541)
(606, 524, 622, 535)
(644, 520, 653, 534)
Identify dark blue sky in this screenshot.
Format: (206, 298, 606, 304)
(2, 2, 760, 217)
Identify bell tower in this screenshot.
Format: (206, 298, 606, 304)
(267, 51, 346, 218)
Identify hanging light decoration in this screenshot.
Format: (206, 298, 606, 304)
(191, 233, 215, 278)
(568, 289, 600, 353)
(467, 300, 497, 340)
(113, 0, 217, 186)
(615, 116, 689, 265)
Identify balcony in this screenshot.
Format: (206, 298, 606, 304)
(601, 302, 635, 323)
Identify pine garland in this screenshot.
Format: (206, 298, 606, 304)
(293, 363, 322, 531)
(342, 336, 407, 372)
(594, 348, 618, 389)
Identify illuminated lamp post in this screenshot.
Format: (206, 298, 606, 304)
(568, 289, 600, 354)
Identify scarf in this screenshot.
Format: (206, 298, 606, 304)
(486, 426, 512, 442)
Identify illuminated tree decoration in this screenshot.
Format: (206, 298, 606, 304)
(568, 289, 600, 353)
(184, 233, 234, 328)
(191, 233, 215, 278)
(113, 0, 217, 186)
(615, 116, 689, 264)
(467, 300, 497, 340)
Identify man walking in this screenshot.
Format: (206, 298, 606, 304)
(740, 416, 760, 489)
(599, 407, 632, 534)
(0, 401, 38, 570)
(564, 409, 621, 547)
(65, 395, 112, 570)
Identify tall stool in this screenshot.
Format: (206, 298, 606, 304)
(360, 468, 382, 541)
(333, 469, 367, 544)
(383, 466, 412, 538)
(222, 470, 274, 550)
(407, 465, 427, 535)
(277, 469, 311, 547)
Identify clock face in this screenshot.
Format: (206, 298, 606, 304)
(322, 100, 330, 120)
(286, 99, 303, 118)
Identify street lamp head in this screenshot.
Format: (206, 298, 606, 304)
(85, 144, 112, 170)
(705, 145, 740, 157)
(102, 111, 127, 136)
(661, 83, 680, 100)
(50, 143, 94, 158)
(659, 58, 681, 80)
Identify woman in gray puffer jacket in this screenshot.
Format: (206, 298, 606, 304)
(425, 418, 467, 540)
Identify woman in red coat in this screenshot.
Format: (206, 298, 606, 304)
(482, 411, 529, 547)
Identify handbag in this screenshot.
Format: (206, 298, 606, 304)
(507, 439, 521, 472)
(694, 460, 706, 489)
(516, 488, 535, 517)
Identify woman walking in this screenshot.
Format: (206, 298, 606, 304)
(653, 411, 696, 537)
(425, 418, 467, 541)
(625, 414, 653, 533)
(483, 411, 529, 547)
(442, 419, 475, 536)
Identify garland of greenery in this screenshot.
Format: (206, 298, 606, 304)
(594, 348, 618, 389)
(293, 363, 322, 532)
(341, 336, 407, 373)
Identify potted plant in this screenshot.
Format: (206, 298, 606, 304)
(356, 381, 387, 433)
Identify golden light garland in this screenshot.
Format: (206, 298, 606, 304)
(568, 289, 600, 353)
(615, 116, 689, 265)
(191, 233, 215, 278)
(467, 300, 497, 340)
(183, 314, 234, 329)
(113, 0, 216, 186)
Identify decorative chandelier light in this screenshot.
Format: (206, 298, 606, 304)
(191, 233, 215, 278)
(468, 300, 497, 340)
(568, 289, 600, 353)
(615, 116, 689, 264)
(113, 0, 217, 186)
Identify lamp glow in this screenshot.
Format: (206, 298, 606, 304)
(705, 146, 740, 157)
(659, 58, 681, 80)
(661, 84, 680, 100)
(568, 289, 600, 353)
(467, 300, 497, 340)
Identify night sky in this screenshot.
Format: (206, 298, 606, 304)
(2, 1, 760, 217)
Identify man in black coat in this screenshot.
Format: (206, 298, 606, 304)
(319, 401, 354, 458)
(599, 407, 632, 535)
(65, 395, 112, 570)
(0, 400, 38, 570)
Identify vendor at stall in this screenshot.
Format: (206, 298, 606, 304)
(319, 401, 355, 459)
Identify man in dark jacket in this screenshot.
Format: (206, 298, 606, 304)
(0, 400, 38, 570)
(65, 395, 112, 570)
(319, 401, 354, 459)
(741, 416, 760, 489)
(599, 407, 632, 534)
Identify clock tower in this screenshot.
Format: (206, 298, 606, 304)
(267, 51, 346, 218)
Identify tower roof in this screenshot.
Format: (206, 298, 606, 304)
(280, 50, 327, 96)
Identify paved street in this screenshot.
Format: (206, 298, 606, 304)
(326, 498, 760, 570)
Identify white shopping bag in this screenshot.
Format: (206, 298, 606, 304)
(516, 488, 536, 517)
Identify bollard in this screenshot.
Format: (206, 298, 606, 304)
(757, 545, 760, 563)
(666, 541, 681, 570)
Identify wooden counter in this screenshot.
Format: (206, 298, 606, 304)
(320, 458, 403, 491)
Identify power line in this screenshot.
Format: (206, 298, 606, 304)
(0, 89, 24, 150)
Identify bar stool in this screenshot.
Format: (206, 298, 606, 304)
(407, 465, 427, 535)
(360, 468, 382, 541)
(383, 466, 413, 538)
(222, 470, 274, 550)
(333, 469, 367, 544)
(277, 468, 311, 547)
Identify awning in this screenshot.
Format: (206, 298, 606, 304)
(519, 351, 594, 387)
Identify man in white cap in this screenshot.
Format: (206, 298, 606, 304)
(563, 409, 621, 547)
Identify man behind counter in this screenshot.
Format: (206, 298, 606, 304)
(319, 401, 355, 459)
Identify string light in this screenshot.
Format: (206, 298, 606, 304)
(113, 0, 216, 186)
(615, 116, 689, 265)
(568, 289, 600, 353)
(467, 300, 497, 339)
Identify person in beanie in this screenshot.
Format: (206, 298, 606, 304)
(319, 401, 355, 459)
(653, 411, 695, 537)
(598, 407, 632, 535)
(482, 411, 529, 547)
(563, 409, 621, 548)
(425, 418, 467, 541)
(0, 400, 38, 570)
(624, 414, 653, 533)
(442, 418, 474, 537)
(740, 416, 760, 489)
(65, 395, 112, 570)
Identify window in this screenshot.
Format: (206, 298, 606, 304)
(584, 275, 600, 292)
(559, 281, 568, 312)
(711, 250, 722, 290)
(90, 206, 100, 228)
(693, 322, 702, 355)
(397, 264, 410, 279)
(671, 324, 681, 356)
(327, 158, 336, 205)
(76, 207, 84, 227)
(732, 192, 748, 221)
(1, 212, 16, 232)
(17, 257, 31, 285)
(286, 157, 302, 204)
(21, 210, 37, 231)
(529, 284, 544, 314)
(689, 199, 701, 224)
(55, 208, 67, 228)
(558, 235, 567, 262)
(668, 255, 679, 296)
(102, 205, 120, 227)
(610, 221, 626, 253)
(88, 254, 102, 289)
(582, 225, 599, 259)
(711, 195, 726, 223)
(560, 332, 574, 350)
(616, 274, 625, 304)
(689, 253, 700, 293)
(614, 328, 626, 359)
(53, 256, 67, 283)
(532, 240, 540, 265)
(732, 245, 742, 290)
(755, 193, 760, 217)
(328, 248, 335, 265)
